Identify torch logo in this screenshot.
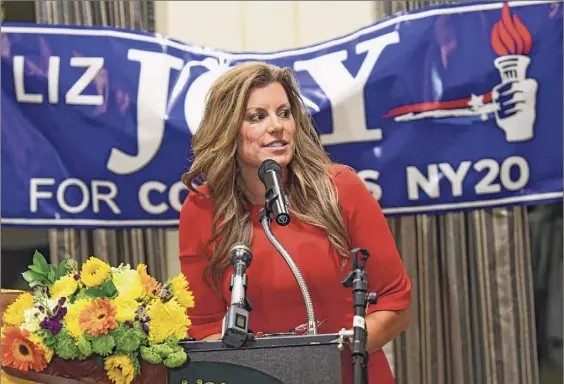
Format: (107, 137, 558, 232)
(384, 3, 537, 143)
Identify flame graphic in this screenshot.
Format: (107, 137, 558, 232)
(490, 3, 533, 56)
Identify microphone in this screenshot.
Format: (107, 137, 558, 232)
(258, 159, 290, 226)
(221, 242, 254, 348)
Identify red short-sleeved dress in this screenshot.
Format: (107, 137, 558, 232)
(179, 164, 411, 384)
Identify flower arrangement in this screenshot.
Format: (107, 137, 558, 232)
(1, 251, 195, 384)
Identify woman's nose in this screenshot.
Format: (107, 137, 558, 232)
(268, 115, 284, 133)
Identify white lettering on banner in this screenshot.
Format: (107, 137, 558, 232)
(48, 56, 60, 103)
(474, 159, 501, 194)
(438, 162, 472, 197)
(293, 32, 400, 146)
(407, 165, 440, 200)
(103, 34, 400, 176)
(474, 156, 530, 194)
(30, 178, 55, 212)
(357, 169, 383, 200)
(57, 179, 90, 213)
(91, 180, 121, 214)
(66, 57, 105, 105)
(138, 181, 186, 215)
(106, 50, 184, 175)
(13, 56, 43, 103)
(30, 178, 121, 214)
(180, 58, 230, 135)
(13, 56, 105, 105)
(139, 182, 167, 215)
(407, 156, 530, 200)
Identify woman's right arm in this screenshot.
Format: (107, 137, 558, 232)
(178, 191, 227, 341)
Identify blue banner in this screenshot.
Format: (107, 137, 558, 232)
(1, 1, 562, 228)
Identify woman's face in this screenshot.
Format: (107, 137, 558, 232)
(236, 82, 296, 172)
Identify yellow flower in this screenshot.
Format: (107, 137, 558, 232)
(64, 299, 92, 338)
(136, 264, 160, 299)
(112, 269, 144, 301)
(81, 257, 111, 287)
(104, 354, 136, 384)
(146, 299, 191, 343)
(50, 275, 78, 299)
(169, 274, 195, 309)
(3, 292, 34, 326)
(28, 334, 54, 363)
(112, 296, 138, 323)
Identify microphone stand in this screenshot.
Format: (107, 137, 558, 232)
(341, 248, 378, 384)
(221, 245, 255, 348)
(259, 197, 318, 335)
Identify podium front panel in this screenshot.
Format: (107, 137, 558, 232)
(171, 334, 350, 384)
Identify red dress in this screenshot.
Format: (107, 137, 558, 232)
(179, 165, 411, 384)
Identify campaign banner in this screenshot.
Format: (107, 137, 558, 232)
(1, 1, 562, 228)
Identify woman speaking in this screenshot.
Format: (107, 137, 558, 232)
(178, 62, 411, 384)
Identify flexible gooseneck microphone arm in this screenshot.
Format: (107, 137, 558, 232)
(259, 208, 318, 335)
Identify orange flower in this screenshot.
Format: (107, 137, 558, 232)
(78, 298, 118, 336)
(137, 264, 161, 298)
(1, 326, 47, 372)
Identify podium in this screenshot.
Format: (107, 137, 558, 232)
(172, 334, 353, 384)
(2, 335, 351, 384)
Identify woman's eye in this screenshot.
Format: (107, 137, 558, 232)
(279, 109, 291, 118)
(250, 113, 264, 122)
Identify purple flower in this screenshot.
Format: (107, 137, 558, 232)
(58, 297, 66, 305)
(55, 307, 67, 320)
(40, 317, 63, 335)
(142, 323, 149, 333)
(73, 274, 80, 281)
(50, 321, 63, 334)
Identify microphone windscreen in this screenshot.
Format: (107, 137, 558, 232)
(229, 242, 253, 267)
(258, 159, 281, 182)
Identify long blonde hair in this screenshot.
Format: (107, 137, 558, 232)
(182, 62, 350, 290)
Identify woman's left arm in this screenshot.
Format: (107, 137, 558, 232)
(365, 306, 411, 353)
(335, 166, 412, 353)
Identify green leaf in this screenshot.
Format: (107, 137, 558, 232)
(48, 267, 56, 283)
(81, 280, 118, 300)
(28, 280, 43, 288)
(55, 259, 69, 280)
(81, 287, 105, 299)
(27, 265, 48, 275)
(33, 250, 49, 271)
(22, 270, 42, 283)
(101, 280, 118, 298)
